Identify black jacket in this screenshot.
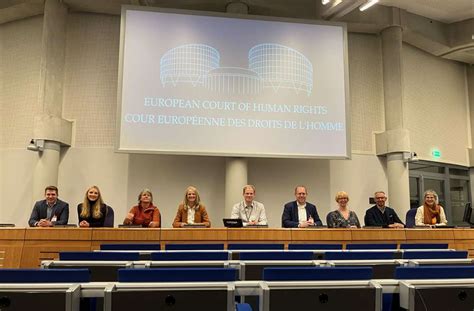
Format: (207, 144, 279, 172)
(364, 205, 404, 227)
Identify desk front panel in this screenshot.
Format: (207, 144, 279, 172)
(228, 228, 291, 247)
(21, 228, 92, 268)
(0, 227, 472, 267)
(290, 228, 351, 247)
(0, 228, 25, 268)
(91, 228, 160, 250)
(160, 228, 228, 248)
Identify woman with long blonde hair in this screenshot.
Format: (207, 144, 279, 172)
(78, 186, 111, 227)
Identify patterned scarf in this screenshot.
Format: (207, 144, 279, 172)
(423, 204, 440, 225)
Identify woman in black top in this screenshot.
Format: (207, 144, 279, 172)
(77, 186, 109, 227)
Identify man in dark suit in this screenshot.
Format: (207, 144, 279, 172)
(364, 191, 404, 228)
(282, 185, 323, 228)
(28, 185, 69, 227)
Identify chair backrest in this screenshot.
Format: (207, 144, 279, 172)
(346, 243, 397, 250)
(405, 208, 417, 228)
(288, 243, 342, 250)
(59, 251, 140, 261)
(325, 251, 396, 260)
(104, 205, 114, 227)
(402, 250, 468, 259)
(101, 243, 161, 250)
(239, 251, 313, 261)
(400, 243, 448, 249)
(395, 266, 474, 279)
(0, 269, 90, 283)
(165, 243, 224, 250)
(118, 268, 237, 282)
(151, 251, 230, 261)
(228, 243, 284, 250)
(263, 267, 373, 281)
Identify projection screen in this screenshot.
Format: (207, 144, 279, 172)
(117, 6, 350, 158)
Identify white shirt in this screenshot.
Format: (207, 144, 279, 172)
(298, 203, 307, 222)
(186, 206, 196, 224)
(231, 200, 267, 225)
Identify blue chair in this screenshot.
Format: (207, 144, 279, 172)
(400, 243, 448, 249)
(59, 251, 140, 261)
(346, 243, 397, 250)
(402, 250, 468, 259)
(150, 251, 230, 261)
(228, 243, 284, 250)
(165, 243, 224, 250)
(325, 251, 396, 260)
(239, 251, 313, 261)
(118, 268, 237, 282)
(100, 243, 161, 250)
(236, 303, 253, 311)
(0, 269, 90, 283)
(104, 205, 114, 227)
(405, 208, 417, 228)
(395, 266, 474, 279)
(263, 267, 373, 281)
(288, 243, 342, 250)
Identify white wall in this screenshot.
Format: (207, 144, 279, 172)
(0, 13, 471, 227)
(403, 44, 470, 165)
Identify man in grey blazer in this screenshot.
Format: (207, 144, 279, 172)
(28, 186, 69, 227)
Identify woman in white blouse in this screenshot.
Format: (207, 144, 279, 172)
(415, 189, 448, 226)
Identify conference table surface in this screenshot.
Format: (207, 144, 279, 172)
(0, 227, 472, 268)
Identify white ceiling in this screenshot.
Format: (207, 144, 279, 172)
(379, 0, 473, 23)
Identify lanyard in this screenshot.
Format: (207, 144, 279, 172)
(243, 202, 253, 221)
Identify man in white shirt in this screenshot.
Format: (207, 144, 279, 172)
(231, 185, 267, 226)
(282, 185, 323, 228)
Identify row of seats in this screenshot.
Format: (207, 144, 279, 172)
(63, 250, 468, 261)
(43, 249, 473, 283)
(1, 267, 473, 311)
(4, 266, 474, 282)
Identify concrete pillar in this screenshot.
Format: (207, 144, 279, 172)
(32, 0, 70, 199)
(387, 153, 410, 217)
(380, 25, 411, 214)
(381, 26, 404, 130)
(225, 158, 248, 214)
(32, 141, 61, 198)
(224, 1, 249, 215)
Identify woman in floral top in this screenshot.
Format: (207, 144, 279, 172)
(326, 191, 361, 228)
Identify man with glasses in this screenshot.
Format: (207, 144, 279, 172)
(364, 191, 404, 228)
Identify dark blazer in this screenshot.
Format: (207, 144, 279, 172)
(282, 201, 323, 228)
(364, 205, 404, 227)
(28, 199, 69, 227)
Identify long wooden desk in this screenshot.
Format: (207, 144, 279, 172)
(1, 228, 472, 268)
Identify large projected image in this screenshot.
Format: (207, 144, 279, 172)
(118, 8, 349, 158)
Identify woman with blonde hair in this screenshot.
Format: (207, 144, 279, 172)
(172, 186, 211, 228)
(326, 191, 361, 228)
(78, 186, 111, 227)
(123, 189, 161, 228)
(415, 189, 447, 226)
